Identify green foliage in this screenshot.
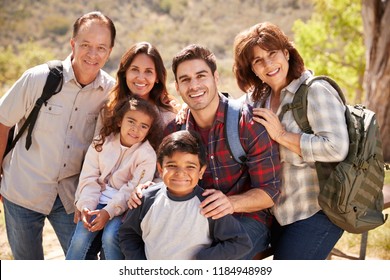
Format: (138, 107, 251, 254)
(334, 208, 390, 260)
(292, 0, 365, 103)
(0, 42, 55, 95)
(43, 16, 70, 36)
(0, 0, 316, 98)
(385, 169, 390, 186)
(158, 0, 188, 18)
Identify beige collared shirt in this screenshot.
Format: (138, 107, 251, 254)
(0, 56, 115, 214)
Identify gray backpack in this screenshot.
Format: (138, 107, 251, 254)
(279, 75, 387, 233)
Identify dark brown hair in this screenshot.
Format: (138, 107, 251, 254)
(106, 41, 178, 114)
(157, 130, 206, 167)
(72, 11, 116, 48)
(233, 22, 305, 103)
(95, 97, 162, 151)
(172, 44, 217, 81)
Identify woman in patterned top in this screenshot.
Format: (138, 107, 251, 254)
(233, 22, 349, 260)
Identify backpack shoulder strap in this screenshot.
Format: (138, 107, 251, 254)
(5, 60, 64, 156)
(24, 60, 64, 149)
(179, 98, 247, 165)
(279, 75, 346, 134)
(225, 99, 247, 164)
(41, 60, 64, 101)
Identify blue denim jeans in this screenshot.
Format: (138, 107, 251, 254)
(3, 195, 75, 260)
(271, 210, 344, 260)
(235, 216, 270, 260)
(66, 203, 124, 260)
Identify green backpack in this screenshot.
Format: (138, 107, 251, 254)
(279, 75, 387, 234)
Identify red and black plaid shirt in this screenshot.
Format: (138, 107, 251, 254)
(164, 94, 281, 227)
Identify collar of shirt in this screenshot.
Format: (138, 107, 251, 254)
(186, 92, 228, 131)
(62, 54, 111, 91)
(285, 69, 313, 94)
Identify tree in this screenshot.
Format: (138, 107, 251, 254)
(292, 0, 365, 103)
(292, 0, 389, 162)
(362, 0, 390, 162)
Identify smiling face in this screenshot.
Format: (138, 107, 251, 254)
(158, 151, 206, 197)
(125, 53, 158, 101)
(70, 20, 112, 86)
(119, 109, 153, 147)
(251, 45, 289, 93)
(175, 59, 219, 112)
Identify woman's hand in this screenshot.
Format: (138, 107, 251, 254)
(253, 107, 302, 155)
(252, 108, 286, 142)
(175, 103, 189, 125)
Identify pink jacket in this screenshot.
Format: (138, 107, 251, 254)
(75, 133, 156, 218)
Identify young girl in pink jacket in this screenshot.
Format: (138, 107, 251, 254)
(66, 97, 162, 260)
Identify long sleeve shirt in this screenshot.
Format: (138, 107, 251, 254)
(119, 184, 252, 260)
(75, 133, 156, 218)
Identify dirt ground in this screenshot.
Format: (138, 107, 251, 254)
(1, 201, 388, 260)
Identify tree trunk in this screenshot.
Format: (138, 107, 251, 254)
(362, 0, 390, 162)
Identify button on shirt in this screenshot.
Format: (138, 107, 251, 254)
(0, 56, 115, 214)
(164, 93, 281, 227)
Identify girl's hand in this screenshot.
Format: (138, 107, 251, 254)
(252, 108, 286, 142)
(88, 209, 110, 232)
(81, 207, 93, 229)
(73, 208, 81, 224)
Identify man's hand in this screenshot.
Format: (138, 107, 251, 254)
(199, 189, 234, 219)
(127, 181, 155, 209)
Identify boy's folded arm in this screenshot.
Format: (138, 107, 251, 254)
(118, 206, 147, 260)
(196, 215, 252, 260)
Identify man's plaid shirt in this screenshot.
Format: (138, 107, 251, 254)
(164, 93, 281, 227)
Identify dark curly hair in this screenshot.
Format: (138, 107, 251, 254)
(94, 97, 163, 152)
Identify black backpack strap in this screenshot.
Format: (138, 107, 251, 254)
(4, 60, 63, 156)
(225, 99, 247, 164)
(25, 60, 63, 150)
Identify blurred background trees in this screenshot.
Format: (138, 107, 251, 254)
(0, 0, 388, 160)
